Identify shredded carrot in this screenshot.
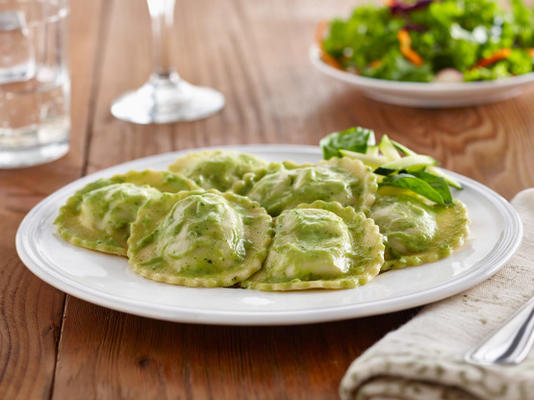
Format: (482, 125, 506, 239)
(528, 48, 534, 59)
(315, 20, 343, 70)
(369, 60, 383, 69)
(474, 48, 512, 68)
(397, 29, 424, 66)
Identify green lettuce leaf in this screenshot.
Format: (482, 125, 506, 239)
(320, 126, 376, 160)
(379, 172, 453, 206)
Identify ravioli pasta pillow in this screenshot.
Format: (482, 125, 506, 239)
(127, 190, 272, 288)
(55, 170, 199, 256)
(168, 150, 267, 192)
(370, 188, 469, 271)
(243, 201, 384, 291)
(242, 157, 377, 216)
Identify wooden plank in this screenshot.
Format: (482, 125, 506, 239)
(0, 1, 104, 399)
(54, 299, 414, 400)
(52, 0, 534, 399)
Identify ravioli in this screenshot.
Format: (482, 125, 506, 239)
(370, 188, 469, 270)
(168, 150, 267, 192)
(127, 190, 272, 287)
(55, 170, 199, 256)
(243, 201, 384, 291)
(242, 157, 377, 216)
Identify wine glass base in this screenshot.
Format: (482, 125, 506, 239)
(111, 76, 225, 124)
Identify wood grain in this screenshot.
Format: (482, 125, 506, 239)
(54, 298, 414, 400)
(0, 1, 104, 399)
(3, 0, 534, 398)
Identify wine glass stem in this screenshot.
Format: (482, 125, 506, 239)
(147, 0, 176, 79)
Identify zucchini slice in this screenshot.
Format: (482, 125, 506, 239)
(378, 135, 401, 160)
(381, 154, 437, 171)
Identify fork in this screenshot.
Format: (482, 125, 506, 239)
(465, 295, 534, 365)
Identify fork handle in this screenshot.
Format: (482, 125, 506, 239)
(465, 295, 534, 365)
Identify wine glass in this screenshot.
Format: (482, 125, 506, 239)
(110, 0, 224, 124)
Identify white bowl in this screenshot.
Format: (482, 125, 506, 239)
(310, 45, 534, 107)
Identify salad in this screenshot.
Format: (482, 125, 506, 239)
(318, 0, 534, 82)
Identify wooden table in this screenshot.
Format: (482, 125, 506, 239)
(2, 0, 534, 398)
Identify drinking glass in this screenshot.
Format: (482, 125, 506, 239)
(110, 0, 224, 124)
(0, 0, 69, 168)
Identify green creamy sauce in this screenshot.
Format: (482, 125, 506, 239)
(148, 193, 247, 275)
(247, 164, 358, 216)
(183, 152, 266, 192)
(264, 208, 355, 281)
(79, 183, 161, 246)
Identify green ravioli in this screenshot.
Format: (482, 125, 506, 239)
(168, 150, 267, 192)
(241, 157, 378, 216)
(370, 188, 470, 270)
(127, 190, 272, 288)
(55, 170, 199, 256)
(243, 201, 384, 291)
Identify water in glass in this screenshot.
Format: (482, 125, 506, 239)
(0, 0, 69, 168)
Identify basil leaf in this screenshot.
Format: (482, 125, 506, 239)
(410, 170, 453, 205)
(320, 126, 375, 160)
(379, 173, 451, 206)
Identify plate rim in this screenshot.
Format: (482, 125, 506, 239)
(16, 144, 523, 325)
(309, 45, 534, 92)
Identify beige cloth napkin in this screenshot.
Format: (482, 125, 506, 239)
(340, 189, 534, 400)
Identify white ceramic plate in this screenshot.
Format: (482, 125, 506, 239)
(310, 45, 534, 107)
(16, 145, 522, 325)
